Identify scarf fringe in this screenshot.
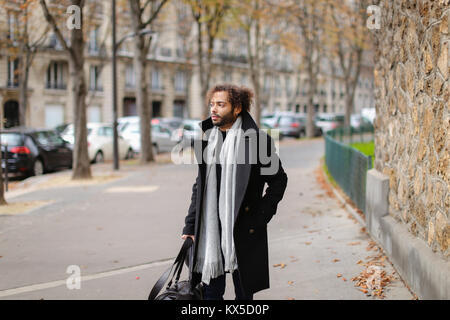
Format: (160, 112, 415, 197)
(194, 257, 224, 285)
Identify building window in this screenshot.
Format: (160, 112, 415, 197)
(274, 76, 281, 97)
(7, 12, 18, 42)
(88, 105, 102, 122)
(263, 74, 271, 93)
(173, 100, 186, 118)
(46, 61, 66, 90)
(151, 67, 163, 90)
(45, 105, 64, 129)
(224, 70, 232, 83)
(7, 58, 19, 88)
(88, 27, 100, 54)
(240, 73, 248, 86)
(174, 71, 186, 93)
(285, 76, 292, 97)
(125, 64, 135, 88)
(89, 65, 102, 91)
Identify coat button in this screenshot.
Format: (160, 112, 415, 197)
(245, 206, 250, 212)
(249, 228, 255, 234)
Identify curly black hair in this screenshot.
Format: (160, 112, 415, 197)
(206, 83, 254, 113)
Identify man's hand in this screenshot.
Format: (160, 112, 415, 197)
(181, 234, 195, 242)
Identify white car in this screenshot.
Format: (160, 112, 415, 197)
(119, 119, 178, 154)
(61, 123, 134, 163)
(171, 119, 202, 148)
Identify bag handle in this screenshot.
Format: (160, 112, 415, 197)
(148, 237, 193, 300)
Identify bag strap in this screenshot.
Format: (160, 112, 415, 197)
(148, 237, 193, 300)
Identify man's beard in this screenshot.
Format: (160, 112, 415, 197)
(212, 110, 235, 128)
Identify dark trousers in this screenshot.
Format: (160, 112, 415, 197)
(202, 270, 253, 300)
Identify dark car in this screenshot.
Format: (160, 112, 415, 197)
(0, 127, 73, 177)
(296, 113, 323, 137)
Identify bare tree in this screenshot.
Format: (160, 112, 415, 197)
(186, 0, 230, 119)
(280, 0, 329, 138)
(128, 0, 168, 164)
(327, 0, 371, 127)
(39, 0, 92, 179)
(230, 0, 267, 126)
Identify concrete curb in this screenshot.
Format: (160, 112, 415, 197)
(366, 169, 449, 300)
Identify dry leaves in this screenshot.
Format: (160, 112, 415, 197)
(332, 258, 340, 263)
(273, 263, 287, 269)
(351, 241, 396, 298)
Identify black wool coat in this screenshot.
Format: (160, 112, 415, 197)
(182, 110, 288, 296)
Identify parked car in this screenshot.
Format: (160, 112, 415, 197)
(295, 113, 322, 137)
(171, 119, 202, 147)
(260, 112, 304, 138)
(120, 121, 178, 154)
(54, 123, 70, 135)
(61, 123, 134, 163)
(314, 113, 345, 134)
(273, 113, 303, 138)
(153, 117, 184, 133)
(0, 127, 73, 177)
(350, 114, 374, 130)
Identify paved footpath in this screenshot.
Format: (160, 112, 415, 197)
(0, 138, 415, 300)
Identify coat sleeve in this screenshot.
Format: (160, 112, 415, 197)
(182, 171, 200, 235)
(260, 132, 288, 223)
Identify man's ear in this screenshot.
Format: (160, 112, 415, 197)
(234, 105, 242, 117)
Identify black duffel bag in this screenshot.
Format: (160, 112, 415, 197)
(148, 237, 203, 300)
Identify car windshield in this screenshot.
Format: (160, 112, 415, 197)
(1, 133, 23, 146)
(317, 115, 344, 122)
(279, 116, 296, 126)
(34, 131, 65, 145)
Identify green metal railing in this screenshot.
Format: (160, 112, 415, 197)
(324, 126, 374, 213)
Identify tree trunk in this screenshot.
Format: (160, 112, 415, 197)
(71, 28, 91, 180)
(133, 36, 153, 163)
(247, 19, 261, 127)
(0, 134, 6, 205)
(18, 52, 30, 127)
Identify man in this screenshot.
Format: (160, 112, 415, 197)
(182, 84, 288, 300)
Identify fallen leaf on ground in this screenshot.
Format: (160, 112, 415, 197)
(287, 297, 295, 300)
(305, 242, 312, 245)
(287, 281, 294, 285)
(332, 259, 340, 263)
(347, 241, 361, 246)
(337, 273, 342, 278)
(273, 263, 287, 269)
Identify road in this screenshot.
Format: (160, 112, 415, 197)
(0, 137, 414, 300)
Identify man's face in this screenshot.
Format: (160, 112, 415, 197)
(209, 91, 241, 129)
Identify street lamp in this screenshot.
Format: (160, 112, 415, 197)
(111, 0, 155, 170)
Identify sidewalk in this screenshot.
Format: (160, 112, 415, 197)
(0, 138, 416, 299)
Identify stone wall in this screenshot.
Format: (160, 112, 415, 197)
(373, 0, 449, 257)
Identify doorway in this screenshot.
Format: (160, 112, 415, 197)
(3, 100, 20, 128)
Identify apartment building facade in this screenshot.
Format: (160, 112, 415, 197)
(0, 0, 374, 130)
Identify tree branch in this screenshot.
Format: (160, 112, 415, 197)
(38, 0, 74, 58)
